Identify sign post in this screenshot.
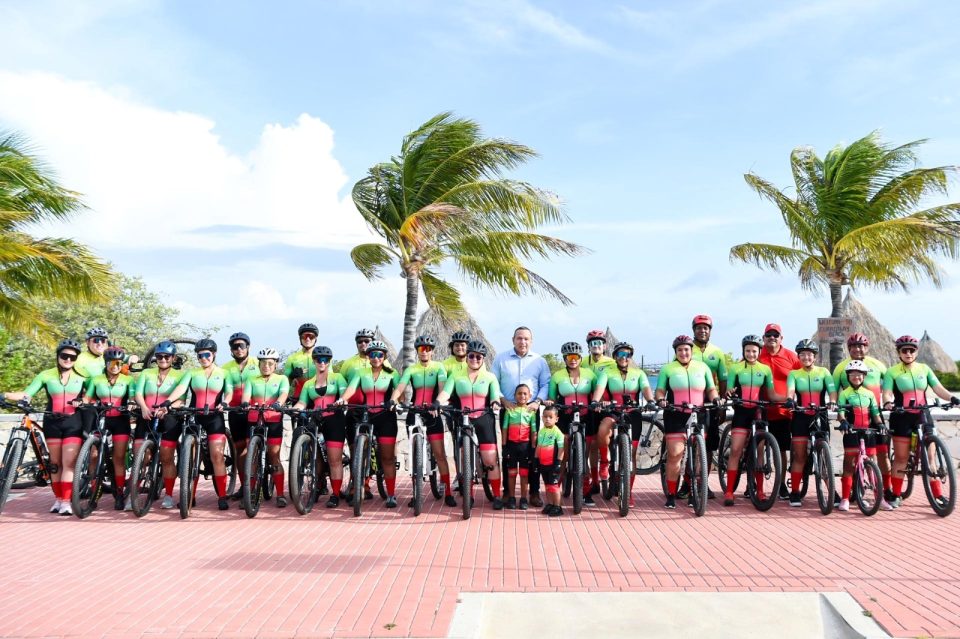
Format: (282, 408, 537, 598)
(817, 318, 854, 343)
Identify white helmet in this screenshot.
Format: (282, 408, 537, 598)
(258, 347, 280, 360)
(844, 359, 870, 374)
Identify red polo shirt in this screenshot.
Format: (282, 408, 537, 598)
(759, 345, 801, 421)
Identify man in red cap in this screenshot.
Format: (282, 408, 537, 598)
(758, 323, 801, 500)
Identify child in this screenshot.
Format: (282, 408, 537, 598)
(537, 405, 565, 516)
(502, 384, 537, 509)
(836, 360, 886, 512)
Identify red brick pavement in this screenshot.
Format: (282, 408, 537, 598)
(0, 475, 957, 638)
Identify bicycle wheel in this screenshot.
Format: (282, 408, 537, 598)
(571, 432, 584, 515)
(749, 432, 781, 512)
(72, 435, 105, 519)
(223, 428, 238, 497)
(460, 435, 474, 519)
(920, 434, 956, 517)
(855, 458, 882, 516)
(429, 450, 441, 500)
(813, 440, 835, 516)
(689, 433, 708, 517)
(0, 437, 26, 515)
(411, 432, 424, 516)
(717, 423, 739, 493)
(635, 417, 665, 475)
(617, 434, 631, 517)
(289, 432, 318, 515)
(243, 435, 265, 518)
(350, 434, 368, 517)
(481, 450, 495, 503)
(178, 434, 198, 520)
(130, 439, 159, 517)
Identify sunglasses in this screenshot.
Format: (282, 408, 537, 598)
(564, 354, 581, 361)
(356, 339, 371, 345)
(155, 354, 172, 361)
(368, 352, 385, 359)
(467, 353, 484, 361)
(588, 339, 604, 347)
(614, 350, 632, 359)
(58, 352, 78, 362)
(230, 343, 247, 350)
(197, 352, 214, 360)
(764, 333, 780, 339)
(300, 334, 317, 340)
(314, 356, 331, 364)
(416, 345, 433, 352)
(899, 348, 917, 354)
(90, 337, 107, 344)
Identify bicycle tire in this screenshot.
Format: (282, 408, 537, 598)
(223, 427, 238, 497)
(243, 435, 265, 518)
(429, 451, 442, 500)
(179, 434, 198, 519)
(717, 423, 740, 493)
(481, 449, 495, 503)
(617, 433, 631, 517)
(635, 416, 665, 475)
(460, 435, 474, 519)
(130, 439, 158, 517)
(813, 440, 835, 516)
(571, 432, 584, 515)
(856, 458, 882, 516)
(749, 431, 780, 512)
(72, 435, 105, 519)
(0, 437, 26, 515)
(412, 433, 424, 516)
(289, 432, 317, 515)
(351, 433, 368, 517)
(690, 433, 708, 517)
(920, 434, 956, 517)
(659, 444, 669, 497)
(11, 455, 40, 489)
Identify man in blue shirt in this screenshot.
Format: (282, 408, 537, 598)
(492, 326, 551, 507)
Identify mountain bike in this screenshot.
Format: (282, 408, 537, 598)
(288, 406, 342, 515)
(835, 423, 884, 516)
(0, 401, 57, 514)
(717, 399, 782, 511)
(169, 405, 238, 519)
(885, 402, 956, 517)
(239, 404, 281, 518)
(603, 400, 648, 517)
(439, 406, 495, 520)
(554, 402, 588, 514)
(341, 404, 390, 517)
(127, 407, 167, 517)
(787, 404, 835, 515)
(658, 403, 709, 517)
(399, 404, 442, 516)
(72, 402, 132, 519)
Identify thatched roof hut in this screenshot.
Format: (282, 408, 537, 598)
(918, 331, 958, 374)
(603, 326, 621, 357)
(812, 292, 898, 365)
(414, 308, 497, 359)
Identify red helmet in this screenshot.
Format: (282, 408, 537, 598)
(846, 333, 869, 346)
(585, 329, 606, 343)
(672, 335, 695, 350)
(895, 335, 919, 350)
(691, 314, 713, 328)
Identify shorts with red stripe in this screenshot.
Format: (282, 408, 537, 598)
(104, 415, 132, 441)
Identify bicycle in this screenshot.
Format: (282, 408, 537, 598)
(603, 400, 648, 517)
(716, 398, 783, 511)
(239, 404, 282, 518)
(399, 404, 442, 516)
(288, 406, 343, 515)
(72, 402, 132, 519)
(835, 423, 884, 516)
(0, 401, 57, 515)
(885, 402, 956, 517)
(127, 406, 167, 517)
(169, 405, 238, 519)
(340, 404, 390, 517)
(554, 402, 588, 514)
(787, 404, 835, 515)
(658, 402, 709, 517)
(439, 406, 495, 520)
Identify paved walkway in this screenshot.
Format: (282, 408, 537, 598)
(0, 474, 956, 638)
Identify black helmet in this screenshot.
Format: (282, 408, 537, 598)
(195, 338, 217, 353)
(229, 332, 250, 346)
(355, 328, 375, 341)
(672, 335, 694, 350)
(56, 338, 82, 355)
(312, 345, 334, 360)
(365, 340, 388, 355)
(742, 334, 763, 349)
(560, 342, 582, 355)
(449, 331, 471, 346)
(298, 323, 318, 337)
(414, 335, 436, 349)
(795, 339, 819, 354)
(85, 327, 108, 339)
(155, 340, 177, 356)
(466, 340, 487, 357)
(104, 346, 126, 362)
(612, 341, 634, 356)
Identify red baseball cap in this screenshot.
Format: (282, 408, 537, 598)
(764, 323, 782, 335)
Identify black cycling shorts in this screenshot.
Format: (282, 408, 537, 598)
(228, 411, 248, 441)
(768, 419, 791, 452)
(406, 411, 444, 438)
(663, 410, 689, 436)
(843, 430, 876, 453)
(540, 462, 561, 486)
(104, 415, 132, 439)
(134, 414, 179, 442)
(790, 413, 819, 439)
(196, 413, 226, 437)
(557, 407, 590, 437)
(731, 406, 754, 429)
(889, 412, 922, 439)
(43, 414, 82, 440)
(319, 411, 347, 445)
(372, 410, 398, 441)
(503, 441, 531, 469)
(473, 413, 497, 447)
(705, 407, 724, 452)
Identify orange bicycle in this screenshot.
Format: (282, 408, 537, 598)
(0, 400, 57, 514)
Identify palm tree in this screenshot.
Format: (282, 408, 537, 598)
(350, 112, 586, 366)
(730, 131, 960, 368)
(0, 131, 113, 341)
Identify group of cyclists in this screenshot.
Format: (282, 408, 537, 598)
(2, 314, 957, 518)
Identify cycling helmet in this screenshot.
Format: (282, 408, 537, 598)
(895, 335, 920, 350)
(795, 339, 819, 354)
(612, 341, 634, 355)
(561, 341, 582, 356)
(229, 332, 250, 345)
(365, 340, 388, 355)
(298, 323, 319, 337)
(449, 331, 471, 346)
(741, 334, 763, 349)
(846, 333, 870, 346)
(104, 346, 126, 362)
(155, 340, 177, 356)
(672, 335, 694, 350)
(85, 327, 108, 339)
(586, 329, 606, 343)
(466, 340, 487, 356)
(258, 347, 280, 360)
(312, 345, 334, 360)
(414, 335, 436, 348)
(355, 328, 375, 341)
(691, 314, 713, 328)
(56, 338, 83, 355)
(194, 338, 217, 353)
(845, 360, 870, 374)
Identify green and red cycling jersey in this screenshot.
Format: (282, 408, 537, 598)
(173, 366, 233, 411)
(582, 355, 616, 399)
(692, 343, 728, 388)
(502, 406, 537, 443)
(135, 368, 185, 411)
(726, 361, 776, 407)
(595, 366, 649, 406)
(441, 370, 502, 412)
(536, 426, 564, 466)
(284, 351, 317, 401)
(23, 368, 87, 415)
(833, 356, 886, 405)
(75, 351, 105, 379)
(242, 373, 290, 423)
(548, 368, 597, 415)
(838, 386, 879, 429)
(656, 360, 715, 408)
(786, 366, 836, 414)
(298, 372, 348, 410)
(399, 361, 447, 406)
(83, 373, 134, 417)
(340, 354, 370, 403)
(343, 368, 399, 414)
(882, 362, 940, 413)
(223, 358, 258, 406)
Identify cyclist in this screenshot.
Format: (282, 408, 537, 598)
(241, 348, 290, 508)
(591, 340, 654, 507)
(582, 329, 617, 375)
(581, 329, 616, 491)
(691, 314, 728, 495)
(134, 340, 186, 509)
(882, 335, 960, 508)
(338, 340, 401, 508)
(341, 328, 376, 384)
(223, 332, 258, 499)
(836, 360, 885, 512)
(546, 341, 598, 502)
(655, 335, 719, 509)
(443, 331, 473, 377)
(3, 339, 87, 515)
(537, 405, 565, 516)
(76, 327, 109, 378)
(293, 345, 348, 508)
(436, 340, 504, 509)
(162, 339, 233, 511)
(758, 323, 801, 500)
(783, 340, 837, 507)
(285, 323, 319, 403)
(502, 384, 537, 509)
(81, 346, 135, 510)
(391, 335, 456, 507)
(722, 335, 784, 506)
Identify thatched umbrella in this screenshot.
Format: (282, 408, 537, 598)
(414, 308, 497, 360)
(373, 325, 401, 370)
(811, 291, 898, 366)
(918, 331, 958, 374)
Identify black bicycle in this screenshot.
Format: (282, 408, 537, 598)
(603, 400, 650, 517)
(288, 406, 342, 515)
(439, 406, 495, 520)
(787, 403, 835, 515)
(399, 404, 443, 516)
(554, 402, 588, 515)
(885, 402, 956, 517)
(340, 404, 390, 517)
(0, 401, 58, 515)
(72, 402, 132, 519)
(658, 403, 709, 517)
(239, 404, 283, 518)
(716, 399, 782, 511)
(127, 406, 167, 517)
(168, 405, 238, 519)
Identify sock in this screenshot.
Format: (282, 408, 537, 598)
(667, 479, 677, 496)
(491, 478, 502, 498)
(755, 472, 764, 495)
(115, 475, 126, 496)
(841, 476, 853, 500)
(441, 474, 451, 497)
(930, 479, 943, 499)
(52, 481, 62, 500)
(891, 477, 903, 497)
(883, 473, 892, 492)
(726, 471, 738, 496)
(273, 472, 284, 496)
(213, 475, 227, 497)
(61, 483, 73, 502)
(790, 472, 802, 494)
(385, 476, 396, 497)
(331, 479, 342, 496)
(164, 478, 175, 497)
(599, 446, 610, 479)
(630, 474, 636, 492)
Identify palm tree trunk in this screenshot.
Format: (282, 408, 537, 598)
(829, 281, 844, 370)
(401, 273, 419, 368)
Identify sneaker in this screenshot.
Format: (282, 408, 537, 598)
(230, 488, 243, 500)
(889, 496, 902, 509)
(519, 497, 529, 510)
(629, 496, 636, 508)
(444, 495, 457, 507)
(218, 498, 229, 511)
(742, 488, 752, 499)
(49, 499, 62, 513)
(364, 488, 374, 501)
(707, 488, 716, 500)
(838, 498, 850, 512)
(778, 484, 790, 500)
(385, 496, 397, 508)
(686, 497, 694, 508)
(276, 496, 287, 508)
(935, 496, 949, 509)
(676, 483, 690, 499)
(161, 495, 175, 509)
(589, 483, 600, 496)
(326, 495, 340, 508)
(114, 495, 125, 511)
(883, 488, 895, 503)
(664, 495, 676, 509)
(833, 491, 842, 507)
(124, 496, 133, 511)
(789, 493, 802, 507)
(541, 505, 551, 514)
(548, 505, 563, 517)
(880, 500, 894, 511)
(528, 493, 543, 507)
(492, 497, 504, 510)
(504, 496, 517, 510)
(58, 502, 73, 516)
(723, 494, 735, 507)
(407, 497, 416, 508)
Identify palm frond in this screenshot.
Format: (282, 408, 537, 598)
(454, 254, 575, 305)
(419, 269, 467, 326)
(868, 166, 953, 219)
(349, 243, 398, 281)
(448, 231, 587, 262)
(728, 243, 810, 270)
(0, 131, 86, 223)
(744, 172, 822, 250)
(835, 212, 960, 260)
(440, 180, 567, 229)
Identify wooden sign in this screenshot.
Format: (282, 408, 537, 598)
(817, 318, 853, 342)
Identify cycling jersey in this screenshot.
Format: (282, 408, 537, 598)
(502, 406, 537, 443)
(838, 386, 879, 428)
(786, 367, 835, 413)
(441, 370, 502, 411)
(284, 351, 317, 401)
(833, 356, 886, 404)
(595, 366, 649, 405)
(23, 368, 87, 414)
(298, 372, 348, 410)
(692, 343, 728, 387)
(135, 368, 186, 410)
(83, 373, 134, 417)
(548, 368, 597, 413)
(173, 366, 232, 410)
(223, 358, 258, 406)
(343, 368, 400, 414)
(582, 354, 617, 376)
(242, 373, 290, 423)
(340, 354, 369, 382)
(536, 425, 564, 466)
(75, 351, 105, 378)
(727, 361, 776, 406)
(399, 361, 447, 406)
(657, 360, 714, 408)
(882, 362, 940, 412)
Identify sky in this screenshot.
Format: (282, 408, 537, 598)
(1, 0, 959, 363)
